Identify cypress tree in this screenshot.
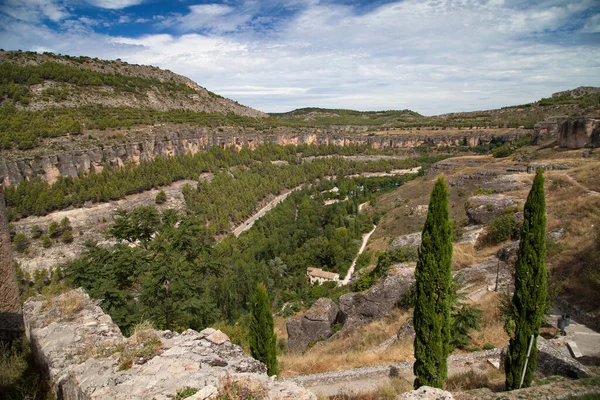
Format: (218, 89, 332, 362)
(249, 282, 278, 376)
(505, 168, 546, 390)
(413, 177, 453, 389)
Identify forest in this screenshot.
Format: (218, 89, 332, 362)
(18, 173, 415, 337)
(3, 144, 434, 228)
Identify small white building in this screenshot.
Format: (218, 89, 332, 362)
(307, 267, 340, 285)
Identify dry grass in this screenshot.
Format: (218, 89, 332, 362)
(570, 161, 600, 192)
(446, 367, 505, 392)
(216, 373, 269, 400)
(467, 292, 508, 349)
(453, 243, 475, 270)
(43, 289, 87, 325)
(279, 311, 413, 377)
(329, 377, 413, 400)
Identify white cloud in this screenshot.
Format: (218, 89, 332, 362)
(0, 0, 69, 23)
(0, 0, 599, 114)
(87, 0, 143, 10)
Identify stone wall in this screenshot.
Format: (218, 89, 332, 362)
(23, 288, 314, 400)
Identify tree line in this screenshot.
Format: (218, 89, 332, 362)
(3, 144, 419, 224)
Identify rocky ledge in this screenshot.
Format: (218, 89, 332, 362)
(23, 288, 314, 400)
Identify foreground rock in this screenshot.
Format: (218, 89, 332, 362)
(339, 264, 415, 329)
(287, 298, 341, 353)
(23, 288, 314, 400)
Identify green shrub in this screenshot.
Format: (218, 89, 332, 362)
(155, 190, 167, 205)
(61, 229, 74, 244)
(492, 145, 512, 158)
(48, 221, 60, 238)
(486, 213, 517, 244)
(30, 225, 43, 239)
(41, 234, 52, 248)
(12, 233, 29, 253)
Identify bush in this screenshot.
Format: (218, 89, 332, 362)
(12, 233, 29, 253)
(30, 225, 43, 239)
(492, 145, 512, 158)
(41, 234, 52, 248)
(486, 213, 517, 244)
(61, 229, 74, 244)
(155, 190, 167, 205)
(48, 221, 60, 238)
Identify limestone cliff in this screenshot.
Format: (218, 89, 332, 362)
(534, 116, 600, 148)
(0, 126, 527, 186)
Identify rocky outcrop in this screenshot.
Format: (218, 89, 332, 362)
(465, 194, 521, 225)
(23, 288, 314, 399)
(339, 265, 415, 329)
(534, 116, 600, 148)
(389, 232, 422, 249)
(1, 127, 527, 186)
(558, 117, 600, 149)
(286, 298, 341, 353)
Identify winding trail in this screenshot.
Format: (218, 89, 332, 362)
(339, 220, 377, 286)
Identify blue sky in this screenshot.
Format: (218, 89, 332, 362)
(0, 0, 599, 114)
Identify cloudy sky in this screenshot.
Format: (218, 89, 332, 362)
(0, 0, 599, 114)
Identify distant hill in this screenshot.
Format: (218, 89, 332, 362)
(0, 50, 265, 117)
(274, 87, 599, 129)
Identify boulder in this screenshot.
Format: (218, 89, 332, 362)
(465, 194, 520, 225)
(339, 265, 415, 329)
(398, 386, 454, 400)
(286, 298, 341, 353)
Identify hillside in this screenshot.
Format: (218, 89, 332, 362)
(273, 87, 600, 129)
(0, 50, 266, 117)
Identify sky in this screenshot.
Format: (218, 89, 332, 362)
(0, 0, 599, 115)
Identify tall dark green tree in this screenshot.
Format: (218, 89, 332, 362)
(249, 283, 278, 376)
(413, 177, 453, 389)
(505, 168, 546, 390)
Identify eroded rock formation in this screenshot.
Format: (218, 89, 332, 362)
(286, 298, 341, 353)
(534, 116, 600, 148)
(23, 288, 314, 399)
(1, 127, 526, 186)
(339, 264, 415, 329)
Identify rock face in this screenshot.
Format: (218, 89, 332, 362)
(1, 127, 525, 186)
(534, 116, 600, 148)
(0, 191, 24, 341)
(287, 298, 341, 353)
(398, 386, 454, 400)
(23, 289, 315, 400)
(558, 117, 600, 149)
(465, 194, 520, 225)
(339, 265, 415, 329)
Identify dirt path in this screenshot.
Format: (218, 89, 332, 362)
(339, 223, 377, 286)
(232, 186, 303, 237)
(565, 174, 600, 196)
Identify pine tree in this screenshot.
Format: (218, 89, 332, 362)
(249, 282, 278, 376)
(505, 168, 546, 390)
(413, 177, 453, 389)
